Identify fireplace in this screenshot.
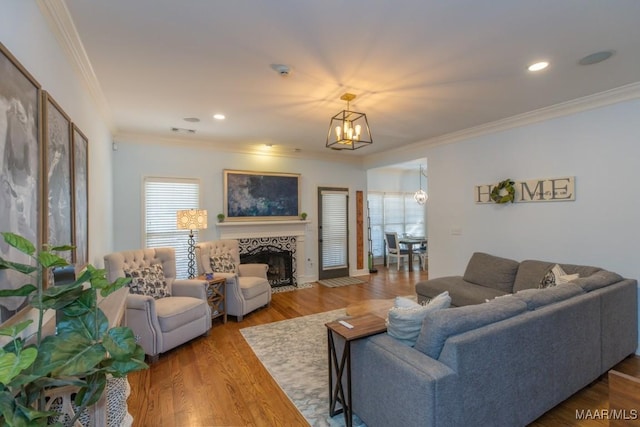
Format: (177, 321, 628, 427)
(240, 245, 295, 287)
(218, 221, 309, 285)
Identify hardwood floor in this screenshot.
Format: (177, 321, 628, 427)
(126, 266, 639, 427)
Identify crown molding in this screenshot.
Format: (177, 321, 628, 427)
(114, 132, 365, 167)
(37, 0, 114, 130)
(364, 81, 640, 169)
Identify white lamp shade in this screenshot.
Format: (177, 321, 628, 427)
(176, 209, 208, 230)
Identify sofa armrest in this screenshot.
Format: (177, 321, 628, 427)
(239, 263, 268, 278)
(351, 334, 460, 427)
(126, 293, 155, 310)
(173, 279, 207, 300)
(125, 293, 162, 356)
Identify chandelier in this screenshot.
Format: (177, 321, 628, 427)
(414, 165, 428, 205)
(326, 93, 373, 150)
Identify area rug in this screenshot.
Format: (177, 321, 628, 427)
(317, 277, 366, 288)
(240, 310, 366, 427)
(271, 282, 315, 294)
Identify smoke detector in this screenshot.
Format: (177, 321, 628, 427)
(270, 63, 291, 77)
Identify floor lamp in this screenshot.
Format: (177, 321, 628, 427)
(176, 209, 208, 279)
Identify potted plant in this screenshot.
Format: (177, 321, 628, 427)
(217, 213, 225, 223)
(300, 212, 307, 221)
(0, 232, 147, 426)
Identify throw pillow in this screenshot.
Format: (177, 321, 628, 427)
(539, 264, 579, 288)
(210, 254, 237, 273)
(124, 264, 171, 299)
(386, 292, 451, 347)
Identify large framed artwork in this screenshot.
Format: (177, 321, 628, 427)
(0, 42, 42, 323)
(43, 91, 72, 264)
(71, 124, 88, 267)
(224, 170, 300, 221)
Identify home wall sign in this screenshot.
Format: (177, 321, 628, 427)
(475, 176, 575, 204)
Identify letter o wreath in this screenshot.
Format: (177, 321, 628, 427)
(490, 179, 515, 204)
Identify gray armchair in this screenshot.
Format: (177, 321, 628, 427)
(104, 247, 211, 362)
(195, 240, 271, 321)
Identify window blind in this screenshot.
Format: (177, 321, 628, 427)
(321, 190, 348, 269)
(367, 191, 425, 259)
(144, 177, 200, 279)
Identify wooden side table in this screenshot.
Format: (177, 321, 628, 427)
(199, 275, 227, 324)
(325, 313, 387, 427)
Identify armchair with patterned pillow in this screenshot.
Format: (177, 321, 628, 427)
(104, 247, 212, 362)
(195, 239, 271, 321)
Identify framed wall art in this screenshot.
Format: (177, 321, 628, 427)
(71, 124, 88, 267)
(224, 170, 300, 221)
(0, 42, 42, 323)
(43, 91, 72, 263)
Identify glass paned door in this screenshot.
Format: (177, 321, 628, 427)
(318, 187, 349, 279)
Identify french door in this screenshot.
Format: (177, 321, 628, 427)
(318, 187, 349, 279)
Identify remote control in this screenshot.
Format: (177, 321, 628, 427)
(339, 320, 354, 329)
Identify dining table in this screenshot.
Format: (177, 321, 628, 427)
(398, 236, 427, 270)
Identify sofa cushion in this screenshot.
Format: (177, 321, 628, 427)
(238, 276, 270, 299)
(414, 296, 527, 359)
(572, 270, 623, 292)
(155, 296, 208, 332)
(386, 292, 451, 347)
(210, 254, 237, 273)
(416, 276, 508, 307)
(462, 252, 519, 293)
(513, 283, 584, 310)
(513, 260, 602, 292)
(124, 264, 171, 299)
(540, 264, 580, 288)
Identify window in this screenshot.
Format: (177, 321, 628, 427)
(144, 177, 200, 279)
(367, 192, 425, 260)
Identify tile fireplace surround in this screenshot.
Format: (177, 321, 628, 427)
(216, 220, 311, 285)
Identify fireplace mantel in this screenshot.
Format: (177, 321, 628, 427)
(216, 220, 310, 239)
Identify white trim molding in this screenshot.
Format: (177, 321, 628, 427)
(37, 0, 114, 130)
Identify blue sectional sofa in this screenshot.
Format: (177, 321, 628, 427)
(350, 253, 638, 426)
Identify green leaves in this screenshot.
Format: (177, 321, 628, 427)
(0, 348, 38, 386)
(0, 232, 149, 426)
(0, 284, 37, 298)
(1, 233, 35, 256)
(490, 179, 516, 204)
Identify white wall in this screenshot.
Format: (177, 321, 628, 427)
(1, 1, 114, 266)
(111, 137, 368, 280)
(426, 99, 640, 280)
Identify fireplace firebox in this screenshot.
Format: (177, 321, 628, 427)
(240, 245, 295, 287)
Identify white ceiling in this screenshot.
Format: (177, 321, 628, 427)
(60, 0, 640, 158)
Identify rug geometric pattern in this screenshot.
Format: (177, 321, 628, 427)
(240, 309, 366, 427)
(317, 277, 366, 288)
(271, 282, 315, 294)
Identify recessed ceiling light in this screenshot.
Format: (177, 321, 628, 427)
(183, 117, 200, 123)
(213, 114, 226, 120)
(579, 50, 615, 66)
(171, 127, 196, 134)
(528, 61, 549, 72)
(270, 63, 291, 77)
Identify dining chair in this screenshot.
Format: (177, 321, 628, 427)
(414, 243, 428, 271)
(384, 232, 409, 270)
